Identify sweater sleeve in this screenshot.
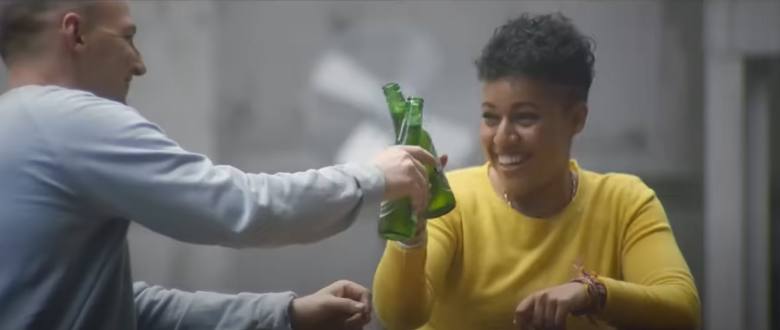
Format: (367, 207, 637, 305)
(372, 209, 461, 330)
(597, 182, 701, 329)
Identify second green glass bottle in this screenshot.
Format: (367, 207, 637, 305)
(378, 98, 423, 240)
(383, 83, 456, 218)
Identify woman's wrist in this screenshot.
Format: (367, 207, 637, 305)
(570, 269, 606, 315)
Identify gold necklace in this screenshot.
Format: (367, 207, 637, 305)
(503, 170, 578, 212)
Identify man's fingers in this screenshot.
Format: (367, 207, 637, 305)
(361, 291, 371, 315)
(326, 280, 371, 317)
(415, 213, 427, 232)
(334, 280, 368, 299)
(408, 157, 430, 214)
(325, 296, 365, 315)
(344, 312, 370, 329)
(439, 154, 448, 169)
(341, 281, 371, 315)
(400, 145, 438, 169)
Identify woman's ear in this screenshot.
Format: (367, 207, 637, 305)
(571, 102, 588, 135)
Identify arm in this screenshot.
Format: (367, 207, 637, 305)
(513, 180, 700, 330)
(372, 209, 460, 329)
(46, 94, 385, 247)
(134, 282, 295, 330)
(597, 185, 701, 329)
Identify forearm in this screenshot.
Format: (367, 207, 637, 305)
(598, 274, 700, 329)
(133, 282, 296, 330)
(69, 124, 385, 247)
(54, 100, 386, 247)
(373, 242, 434, 329)
(210, 163, 385, 247)
(603, 185, 701, 329)
(128, 162, 384, 247)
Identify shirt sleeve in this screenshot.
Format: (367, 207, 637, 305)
(133, 281, 295, 330)
(597, 180, 701, 329)
(372, 208, 461, 329)
(40, 92, 385, 247)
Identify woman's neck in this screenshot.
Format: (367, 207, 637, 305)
(493, 166, 577, 218)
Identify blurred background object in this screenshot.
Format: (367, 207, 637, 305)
(1, 1, 777, 329)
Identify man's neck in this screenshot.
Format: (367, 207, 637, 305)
(6, 58, 76, 90)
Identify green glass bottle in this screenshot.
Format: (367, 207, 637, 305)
(381, 83, 456, 219)
(378, 99, 422, 241)
(419, 130, 456, 218)
(382, 82, 406, 139)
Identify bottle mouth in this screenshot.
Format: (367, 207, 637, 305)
(382, 82, 402, 93)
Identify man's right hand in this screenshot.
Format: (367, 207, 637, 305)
(371, 146, 438, 215)
(289, 280, 372, 330)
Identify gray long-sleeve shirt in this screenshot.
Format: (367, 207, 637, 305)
(0, 85, 385, 329)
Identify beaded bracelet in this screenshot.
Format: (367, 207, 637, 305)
(571, 267, 606, 316)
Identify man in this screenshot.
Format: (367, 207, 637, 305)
(0, 1, 439, 329)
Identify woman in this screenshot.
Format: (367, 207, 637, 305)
(373, 13, 700, 330)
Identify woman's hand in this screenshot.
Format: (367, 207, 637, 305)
(513, 282, 590, 330)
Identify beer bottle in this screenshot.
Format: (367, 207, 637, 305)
(378, 98, 423, 240)
(381, 83, 456, 219)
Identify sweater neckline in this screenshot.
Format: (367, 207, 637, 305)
(480, 160, 584, 223)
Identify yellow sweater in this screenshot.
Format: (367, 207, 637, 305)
(373, 161, 700, 330)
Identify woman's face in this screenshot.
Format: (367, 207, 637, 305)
(479, 77, 586, 198)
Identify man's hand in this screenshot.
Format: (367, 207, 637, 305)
(372, 146, 439, 215)
(290, 280, 372, 330)
(513, 282, 590, 330)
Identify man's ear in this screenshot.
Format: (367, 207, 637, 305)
(61, 12, 85, 50)
(571, 102, 588, 135)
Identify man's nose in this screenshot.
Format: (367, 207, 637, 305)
(133, 58, 147, 76)
(132, 48, 147, 76)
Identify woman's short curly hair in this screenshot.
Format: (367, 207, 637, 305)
(475, 13, 595, 102)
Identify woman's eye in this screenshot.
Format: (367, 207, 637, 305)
(482, 113, 500, 126)
(511, 114, 539, 125)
